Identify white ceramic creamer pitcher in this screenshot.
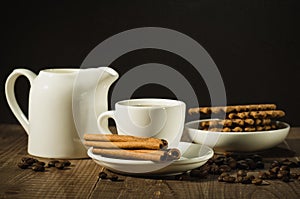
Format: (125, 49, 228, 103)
(5, 67, 118, 159)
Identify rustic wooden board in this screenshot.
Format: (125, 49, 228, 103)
(0, 124, 101, 198)
(1, 124, 300, 199)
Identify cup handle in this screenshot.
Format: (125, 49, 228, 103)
(97, 111, 115, 134)
(5, 69, 37, 134)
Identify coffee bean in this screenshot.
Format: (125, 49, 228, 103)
(256, 161, 264, 169)
(32, 165, 45, 172)
(290, 173, 299, 179)
(258, 171, 268, 179)
(277, 172, 284, 179)
(21, 157, 31, 162)
(48, 160, 59, 167)
(33, 161, 45, 167)
(99, 171, 108, 179)
(22, 157, 38, 165)
(245, 158, 256, 170)
(62, 160, 71, 167)
(278, 170, 289, 178)
(209, 164, 220, 174)
(218, 172, 230, 182)
(247, 175, 255, 180)
(55, 162, 65, 170)
(219, 165, 231, 173)
(266, 171, 277, 179)
(223, 176, 236, 183)
(269, 166, 280, 174)
(214, 158, 225, 166)
(251, 155, 262, 162)
(227, 159, 237, 169)
(237, 163, 249, 170)
(237, 160, 247, 165)
(18, 162, 29, 169)
(241, 176, 252, 184)
(237, 170, 247, 177)
(271, 161, 281, 168)
(252, 178, 263, 185)
(217, 176, 223, 182)
(281, 160, 297, 168)
(110, 175, 119, 181)
(279, 166, 290, 172)
(236, 176, 244, 183)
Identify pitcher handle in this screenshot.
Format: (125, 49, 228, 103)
(97, 111, 115, 134)
(5, 69, 37, 134)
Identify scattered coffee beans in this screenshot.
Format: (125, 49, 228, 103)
(17, 157, 72, 172)
(189, 153, 300, 186)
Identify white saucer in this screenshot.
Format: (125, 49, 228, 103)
(88, 142, 214, 176)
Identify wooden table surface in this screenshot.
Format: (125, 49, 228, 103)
(0, 124, 300, 199)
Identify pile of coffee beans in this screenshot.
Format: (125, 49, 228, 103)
(17, 157, 72, 172)
(189, 153, 300, 185)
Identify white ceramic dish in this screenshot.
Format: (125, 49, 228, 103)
(88, 142, 214, 176)
(185, 120, 290, 152)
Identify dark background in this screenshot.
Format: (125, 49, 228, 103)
(0, 1, 299, 125)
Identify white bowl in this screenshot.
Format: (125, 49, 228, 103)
(185, 119, 290, 152)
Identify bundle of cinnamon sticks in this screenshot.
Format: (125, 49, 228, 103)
(84, 134, 181, 162)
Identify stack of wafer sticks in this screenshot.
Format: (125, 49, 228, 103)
(188, 104, 286, 132)
(84, 134, 181, 162)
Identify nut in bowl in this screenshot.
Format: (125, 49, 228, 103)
(185, 119, 290, 152)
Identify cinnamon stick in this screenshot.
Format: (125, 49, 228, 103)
(84, 140, 166, 150)
(84, 134, 167, 146)
(92, 148, 181, 162)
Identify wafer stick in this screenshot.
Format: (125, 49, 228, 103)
(188, 104, 277, 115)
(92, 148, 180, 162)
(199, 118, 272, 128)
(228, 110, 285, 119)
(84, 140, 167, 150)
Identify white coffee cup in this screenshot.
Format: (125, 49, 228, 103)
(97, 98, 186, 148)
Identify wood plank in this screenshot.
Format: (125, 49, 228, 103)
(1, 124, 300, 198)
(0, 124, 101, 198)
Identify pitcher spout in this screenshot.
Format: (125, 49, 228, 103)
(97, 67, 119, 85)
